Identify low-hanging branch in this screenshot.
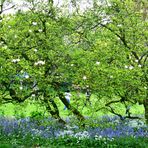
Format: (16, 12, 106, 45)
(95, 97, 142, 120)
(107, 105, 142, 120)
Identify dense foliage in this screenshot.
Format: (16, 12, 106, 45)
(0, 0, 148, 123)
(0, 0, 148, 147)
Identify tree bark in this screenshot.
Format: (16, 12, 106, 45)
(43, 94, 66, 125)
(58, 92, 85, 122)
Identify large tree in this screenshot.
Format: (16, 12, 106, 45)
(69, 0, 148, 122)
(0, 0, 86, 124)
(0, 0, 147, 124)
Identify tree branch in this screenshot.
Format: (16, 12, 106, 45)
(2, 5, 15, 13)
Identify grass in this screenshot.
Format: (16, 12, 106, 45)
(0, 92, 145, 118)
(0, 136, 147, 148)
(0, 93, 146, 147)
(1, 129, 146, 147)
(0, 107, 147, 148)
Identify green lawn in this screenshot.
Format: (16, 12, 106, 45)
(0, 93, 144, 118)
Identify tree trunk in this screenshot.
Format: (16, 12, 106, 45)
(45, 101, 66, 125)
(58, 92, 85, 122)
(43, 95, 66, 125)
(143, 99, 148, 124)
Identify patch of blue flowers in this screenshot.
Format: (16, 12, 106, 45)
(0, 116, 147, 140)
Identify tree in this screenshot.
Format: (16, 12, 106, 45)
(0, 0, 85, 125)
(0, 0, 147, 124)
(68, 0, 148, 122)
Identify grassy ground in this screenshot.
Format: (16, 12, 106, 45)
(0, 136, 147, 148)
(0, 94, 144, 118)
(0, 94, 146, 148)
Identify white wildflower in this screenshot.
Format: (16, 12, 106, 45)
(0, 20, 2, 22)
(74, 131, 90, 139)
(57, 130, 74, 137)
(29, 30, 32, 33)
(129, 65, 134, 70)
(34, 60, 45, 66)
(144, 87, 147, 90)
(32, 22, 37, 26)
(127, 120, 139, 128)
(99, 135, 103, 138)
(38, 29, 42, 32)
(8, 25, 11, 28)
(96, 61, 100, 65)
(135, 59, 138, 63)
(95, 135, 101, 140)
(31, 129, 42, 136)
(83, 76, 87, 80)
(12, 59, 20, 63)
(71, 64, 74, 66)
(117, 24, 122, 27)
(0, 41, 4, 45)
(138, 64, 142, 68)
(32, 94, 35, 97)
(64, 130, 73, 135)
(20, 86, 23, 90)
(38, 60, 45, 65)
(24, 74, 29, 79)
(34, 62, 38, 66)
(34, 48, 37, 52)
(125, 65, 128, 69)
(102, 18, 111, 25)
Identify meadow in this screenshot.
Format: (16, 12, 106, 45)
(0, 92, 145, 118)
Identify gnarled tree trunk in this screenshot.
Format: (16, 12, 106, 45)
(44, 94, 66, 125)
(143, 99, 148, 124)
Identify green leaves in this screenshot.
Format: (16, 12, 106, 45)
(0, 0, 147, 121)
